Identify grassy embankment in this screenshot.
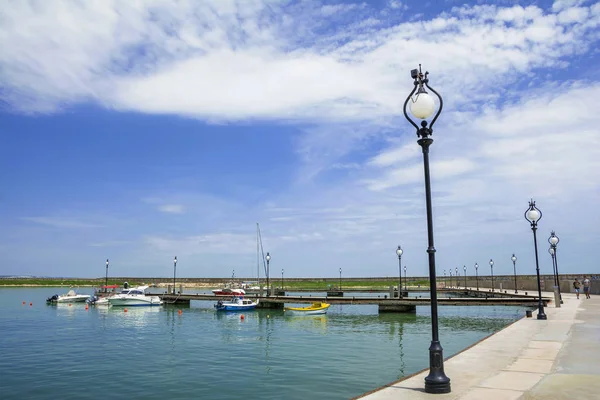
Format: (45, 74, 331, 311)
(0, 278, 431, 289)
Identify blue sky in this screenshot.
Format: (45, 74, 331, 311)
(1, 0, 599, 279)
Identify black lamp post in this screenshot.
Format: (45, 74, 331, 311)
(475, 263, 479, 291)
(511, 254, 518, 294)
(524, 199, 547, 320)
(449, 270, 452, 288)
(403, 64, 450, 393)
(396, 246, 403, 298)
(455, 267, 458, 289)
(443, 270, 447, 288)
(403, 265, 407, 291)
(265, 252, 271, 296)
(173, 256, 177, 294)
(281, 268, 284, 290)
(339, 268, 342, 290)
(463, 265, 467, 288)
(548, 231, 563, 304)
(489, 259, 494, 292)
(105, 259, 109, 292)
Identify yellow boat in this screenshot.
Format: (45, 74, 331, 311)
(284, 302, 330, 316)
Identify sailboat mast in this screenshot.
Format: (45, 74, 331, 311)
(256, 223, 260, 287)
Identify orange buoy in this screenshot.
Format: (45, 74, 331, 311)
(29, 302, 33, 306)
(124, 308, 128, 312)
(22, 301, 26, 305)
(178, 309, 182, 315)
(68, 304, 72, 306)
(85, 305, 89, 310)
(240, 314, 245, 320)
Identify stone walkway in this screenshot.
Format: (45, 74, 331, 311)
(358, 292, 599, 400)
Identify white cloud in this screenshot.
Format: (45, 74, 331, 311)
(21, 217, 104, 229)
(158, 204, 185, 214)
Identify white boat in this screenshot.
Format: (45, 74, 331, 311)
(46, 288, 90, 304)
(108, 286, 163, 307)
(215, 297, 259, 311)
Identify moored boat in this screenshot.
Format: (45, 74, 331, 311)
(214, 297, 258, 311)
(284, 302, 330, 316)
(212, 287, 246, 296)
(108, 285, 163, 307)
(46, 288, 90, 304)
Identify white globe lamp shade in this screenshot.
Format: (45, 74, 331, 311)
(550, 236, 559, 245)
(396, 247, 403, 256)
(266, 254, 271, 261)
(527, 209, 540, 222)
(409, 92, 435, 119)
(511, 255, 517, 262)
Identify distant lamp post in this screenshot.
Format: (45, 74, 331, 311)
(441, 269, 446, 288)
(173, 256, 177, 294)
(403, 265, 407, 291)
(339, 268, 342, 290)
(511, 254, 518, 294)
(396, 246, 404, 298)
(463, 265, 467, 288)
(281, 268, 284, 290)
(475, 263, 479, 291)
(455, 267, 458, 289)
(449, 270, 453, 288)
(105, 259, 109, 292)
(232, 269, 235, 280)
(548, 231, 563, 304)
(403, 64, 450, 393)
(524, 199, 547, 320)
(489, 259, 494, 292)
(265, 252, 271, 296)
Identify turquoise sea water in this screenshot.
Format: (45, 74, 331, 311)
(0, 287, 527, 400)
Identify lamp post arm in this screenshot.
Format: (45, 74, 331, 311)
(402, 83, 420, 132)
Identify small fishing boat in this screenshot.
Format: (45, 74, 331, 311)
(214, 297, 258, 311)
(212, 287, 246, 296)
(46, 288, 90, 304)
(284, 302, 330, 316)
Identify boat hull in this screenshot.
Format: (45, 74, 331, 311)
(108, 297, 162, 307)
(215, 304, 257, 311)
(284, 303, 330, 315)
(53, 295, 90, 303)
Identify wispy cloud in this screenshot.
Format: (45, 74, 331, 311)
(158, 204, 185, 214)
(21, 217, 104, 229)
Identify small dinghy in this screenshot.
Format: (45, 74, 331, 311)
(284, 302, 330, 316)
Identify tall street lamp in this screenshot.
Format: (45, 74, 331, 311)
(403, 64, 450, 393)
(396, 246, 404, 298)
(474, 263, 479, 291)
(524, 199, 547, 320)
(281, 269, 284, 290)
(489, 259, 494, 292)
(339, 268, 342, 290)
(449, 270, 453, 288)
(404, 265, 407, 291)
(265, 252, 271, 296)
(173, 256, 177, 294)
(511, 254, 518, 294)
(463, 265, 467, 288)
(105, 259, 109, 292)
(548, 231, 563, 304)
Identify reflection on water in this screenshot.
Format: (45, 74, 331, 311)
(0, 288, 527, 400)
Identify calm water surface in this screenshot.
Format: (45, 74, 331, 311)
(0, 287, 527, 400)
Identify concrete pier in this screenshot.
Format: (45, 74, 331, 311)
(357, 292, 600, 399)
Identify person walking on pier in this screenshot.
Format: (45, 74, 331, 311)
(573, 279, 581, 299)
(583, 276, 591, 299)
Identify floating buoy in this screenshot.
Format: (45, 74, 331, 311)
(178, 309, 182, 315)
(22, 301, 26, 305)
(267, 315, 270, 319)
(85, 305, 89, 310)
(68, 304, 72, 306)
(240, 314, 245, 320)
(124, 308, 128, 312)
(30, 302, 33, 306)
